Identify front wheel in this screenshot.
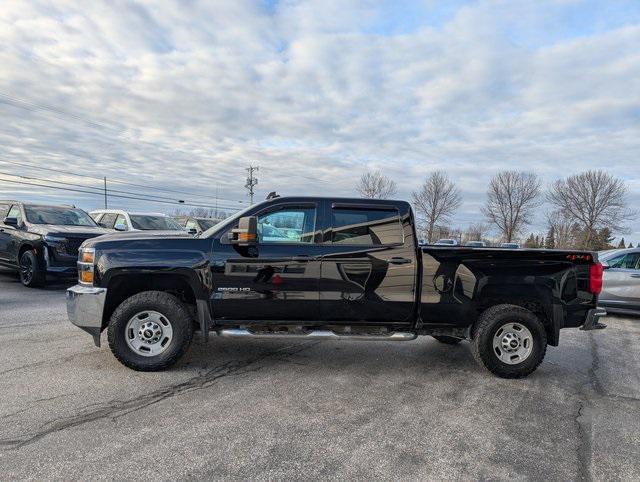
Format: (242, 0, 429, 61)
(471, 304, 547, 379)
(19, 250, 46, 287)
(107, 291, 194, 371)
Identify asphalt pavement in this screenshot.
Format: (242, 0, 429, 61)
(0, 267, 638, 480)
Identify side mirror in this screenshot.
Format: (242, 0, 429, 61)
(188, 228, 198, 235)
(3, 217, 18, 227)
(114, 224, 126, 232)
(228, 216, 258, 245)
(601, 261, 610, 270)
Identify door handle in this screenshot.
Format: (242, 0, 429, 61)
(387, 257, 412, 265)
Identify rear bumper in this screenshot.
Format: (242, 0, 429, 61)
(581, 307, 607, 331)
(66, 285, 107, 346)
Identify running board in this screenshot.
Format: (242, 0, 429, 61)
(216, 328, 417, 341)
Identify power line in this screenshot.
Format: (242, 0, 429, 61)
(0, 170, 245, 210)
(0, 177, 243, 211)
(0, 158, 248, 205)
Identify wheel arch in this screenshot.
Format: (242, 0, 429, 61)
(101, 271, 206, 330)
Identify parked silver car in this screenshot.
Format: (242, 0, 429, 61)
(599, 248, 640, 315)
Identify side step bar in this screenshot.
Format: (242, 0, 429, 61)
(216, 328, 417, 341)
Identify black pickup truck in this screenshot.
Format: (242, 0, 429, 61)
(66, 196, 606, 378)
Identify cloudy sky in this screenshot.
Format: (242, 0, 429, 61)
(1, 0, 639, 242)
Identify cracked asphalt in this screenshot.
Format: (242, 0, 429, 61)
(0, 268, 639, 480)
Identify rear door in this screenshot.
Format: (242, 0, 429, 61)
(210, 202, 323, 321)
(318, 201, 417, 324)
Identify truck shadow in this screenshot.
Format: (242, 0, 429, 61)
(0, 268, 74, 292)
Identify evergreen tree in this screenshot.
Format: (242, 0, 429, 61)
(629, 243, 634, 249)
(545, 226, 555, 249)
(617, 238, 626, 249)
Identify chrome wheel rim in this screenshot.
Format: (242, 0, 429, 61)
(19, 254, 33, 284)
(125, 311, 173, 357)
(492, 322, 533, 365)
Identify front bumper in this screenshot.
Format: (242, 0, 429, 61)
(581, 307, 607, 331)
(66, 285, 107, 346)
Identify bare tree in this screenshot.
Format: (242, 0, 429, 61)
(465, 223, 489, 242)
(356, 170, 397, 199)
(412, 171, 463, 243)
(483, 171, 541, 242)
(546, 210, 577, 249)
(547, 170, 636, 249)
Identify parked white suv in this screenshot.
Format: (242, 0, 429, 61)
(90, 209, 184, 232)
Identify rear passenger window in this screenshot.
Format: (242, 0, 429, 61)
(329, 207, 402, 245)
(100, 213, 117, 229)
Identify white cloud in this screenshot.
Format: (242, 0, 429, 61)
(0, 0, 638, 242)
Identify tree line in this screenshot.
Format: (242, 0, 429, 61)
(355, 169, 637, 250)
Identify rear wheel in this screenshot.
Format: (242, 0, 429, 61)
(107, 291, 194, 371)
(19, 250, 46, 288)
(471, 304, 547, 378)
(432, 335, 462, 345)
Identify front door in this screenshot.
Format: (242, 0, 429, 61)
(210, 203, 322, 322)
(601, 251, 640, 310)
(319, 202, 417, 324)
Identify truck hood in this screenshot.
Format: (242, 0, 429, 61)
(29, 224, 112, 237)
(82, 229, 191, 248)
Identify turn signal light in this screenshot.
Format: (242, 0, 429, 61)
(81, 250, 94, 263)
(80, 270, 94, 284)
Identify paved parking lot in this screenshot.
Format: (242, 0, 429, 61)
(0, 268, 638, 480)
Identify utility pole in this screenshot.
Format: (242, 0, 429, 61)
(103, 176, 108, 208)
(245, 165, 259, 204)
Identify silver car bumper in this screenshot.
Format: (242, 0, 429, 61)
(66, 285, 107, 346)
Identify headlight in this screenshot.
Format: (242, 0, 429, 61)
(78, 247, 95, 285)
(43, 235, 66, 244)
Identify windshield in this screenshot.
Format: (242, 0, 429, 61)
(130, 215, 182, 230)
(200, 203, 260, 238)
(198, 219, 218, 230)
(25, 206, 97, 226)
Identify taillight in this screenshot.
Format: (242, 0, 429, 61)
(589, 262, 603, 295)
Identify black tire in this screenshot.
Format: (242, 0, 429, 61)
(432, 335, 463, 345)
(107, 291, 194, 371)
(471, 304, 547, 379)
(19, 250, 46, 288)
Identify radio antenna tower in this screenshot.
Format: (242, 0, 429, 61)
(245, 165, 259, 204)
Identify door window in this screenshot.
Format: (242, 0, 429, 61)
(257, 207, 316, 244)
(90, 213, 103, 223)
(7, 205, 23, 225)
(100, 213, 117, 229)
(0, 203, 9, 219)
(114, 214, 129, 231)
(608, 253, 640, 269)
(328, 207, 402, 245)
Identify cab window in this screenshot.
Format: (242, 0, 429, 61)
(114, 214, 129, 231)
(328, 207, 402, 245)
(0, 203, 9, 219)
(100, 213, 117, 229)
(257, 206, 316, 244)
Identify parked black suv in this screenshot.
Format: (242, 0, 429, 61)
(0, 201, 110, 287)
